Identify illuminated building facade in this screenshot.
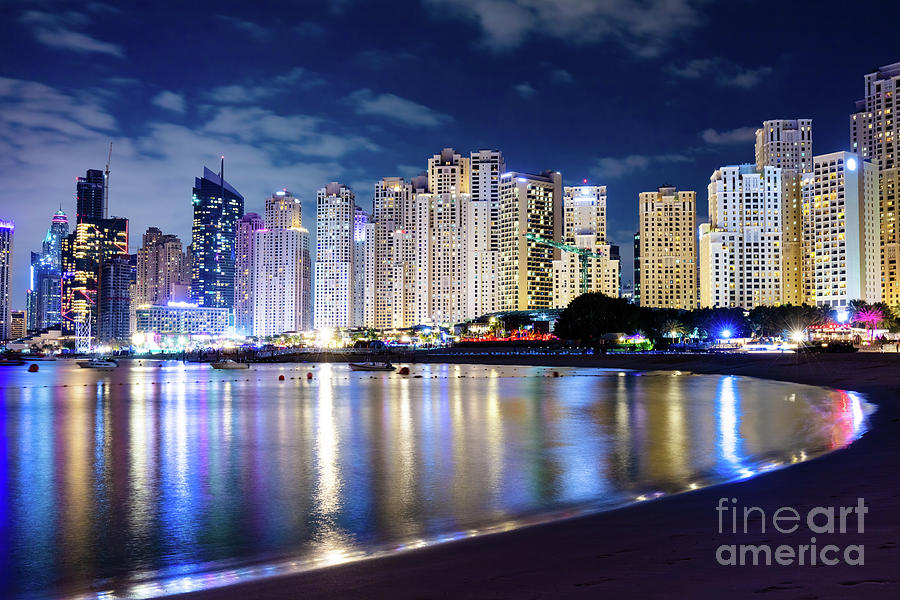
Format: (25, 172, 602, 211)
(0, 220, 12, 340)
(755, 119, 813, 173)
(467, 150, 504, 318)
(315, 182, 355, 329)
(700, 165, 784, 309)
(98, 255, 133, 342)
(552, 184, 619, 308)
(10, 310, 26, 340)
(76, 169, 105, 220)
(801, 152, 880, 306)
(352, 206, 369, 328)
(190, 165, 244, 309)
(134, 301, 230, 339)
(234, 212, 264, 336)
(638, 186, 697, 309)
(851, 62, 900, 304)
(28, 209, 69, 330)
(498, 171, 562, 311)
(60, 216, 129, 343)
(252, 191, 311, 337)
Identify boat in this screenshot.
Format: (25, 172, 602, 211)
(349, 361, 396, 372)
(211, 359, 250, 370)
(77, 358, 119, 369)
(26, 354, 56, 361)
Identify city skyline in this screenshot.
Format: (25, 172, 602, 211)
(3, 0, 900, 306)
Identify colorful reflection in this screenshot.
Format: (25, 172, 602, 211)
(0, 362, 872, 599)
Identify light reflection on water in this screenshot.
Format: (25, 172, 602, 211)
(0, 362, 871, 599)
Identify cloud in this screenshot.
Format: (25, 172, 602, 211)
(423, 0, 706, 56)
(590, 153, 691, 179)
(216, 15, 268, 40)
(669, 58, 773, 88)
(207, 68, 325, 104)
(700, 126, 757, 145)
(0, 77, 380, 305)
(514, 82, 537, 98)
(20, 10, 124, 57)
(152, 91, 186, 113)
(345, 89, 453, 128)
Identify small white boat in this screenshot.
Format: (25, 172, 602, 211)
(349, 361, 396, 372)
(211, 359, 250, 370)
(77, 358, 119, 369)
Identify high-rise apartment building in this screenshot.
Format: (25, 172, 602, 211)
(352, 207, 369, 328)
(0, 220, 13, 340)
(234, 212, 264, 336)
(638, 186, 697, 309)
(498, 171, 562, 311)
(755, 119, 813, 173)
(190, 164, 244, 309)
(76, 169, 105, 221)
(801, 152, 880, 306)
(633, 231, 641, 305)
(754, 119, 812, 306)
(552, 184, 619, 308)
(98, 255, 133, 342)
(428, 148, 470, 195)
(699, 165, 784, 309)
(851, 62, 900, 305)
(466, 150, 504, 318)
(315, 182, 355, 329)
(253, 191, 311, 336)
(366, 177, 418, 329)
(414, 190, 470, 326)
(134, 228, 190, 307)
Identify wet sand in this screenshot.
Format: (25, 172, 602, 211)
(174, 353, 900, 599)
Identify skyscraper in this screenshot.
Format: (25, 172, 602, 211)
(755, 119, 813, 173)
(638, 186, 697, 309)
(801, 152, 880, 306)
(851, 62, 900, 305)
(253, 191, 310, 337)
(76, 169, 105, 220)
(29, 209, 69, 330)
(428, 148, 470, 195)
(0, 220, 13, 340)
(190, 163, 244, 309)
(755, 119, 812, 306)
(467, 150, 504, 319)
(366, 177, 418, 329)
(315, 182, 355, 329)
(234, 212, 264, 336)
(98, 255, 133, 342)
(553, 184, 619, 308)
(498, 171, 562, 311)
(60, 216, 129, 346)
(352, 206, 369, 328)
(700, 165, 784, 309)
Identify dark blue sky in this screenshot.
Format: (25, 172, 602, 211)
(2, 0, 899, 305)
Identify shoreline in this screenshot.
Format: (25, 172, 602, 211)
(171, 353, 900, 599)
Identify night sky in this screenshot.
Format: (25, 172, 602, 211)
(2, 0, 899, 307)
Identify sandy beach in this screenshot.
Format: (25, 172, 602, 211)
(172, 353, 900, 599)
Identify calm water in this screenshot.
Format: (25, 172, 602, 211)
(0, 361, 870, 599)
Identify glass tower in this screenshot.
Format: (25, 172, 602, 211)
(190, 165, 244, 309)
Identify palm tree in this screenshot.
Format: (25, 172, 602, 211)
(661, 319, 686, 340)
(855, 307, 883, 340)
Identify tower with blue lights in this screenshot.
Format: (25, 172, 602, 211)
(190, 161, 244, 309)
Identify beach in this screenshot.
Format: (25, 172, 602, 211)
(172, 353, 900, 599)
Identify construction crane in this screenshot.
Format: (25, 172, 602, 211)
(104, 141, 112, 216)
(524, 232, 605, 295)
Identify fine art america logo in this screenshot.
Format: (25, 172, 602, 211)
(715, 497, 867, 566)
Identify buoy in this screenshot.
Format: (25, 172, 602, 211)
(552, 371, 560, 377)
(278, 374, 285, 381)
(306, 372, 313, 380)
(398, 366, 410, 375)
(28, 364, 39, 372)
